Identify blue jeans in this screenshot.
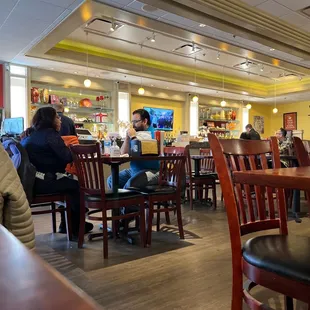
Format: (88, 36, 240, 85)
(107, 169, 159, 189)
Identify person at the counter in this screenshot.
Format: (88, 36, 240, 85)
(107, 109, 159, 189)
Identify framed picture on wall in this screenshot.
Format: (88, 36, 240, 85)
(253, 115, 264, 134)
(283, 112, 297, 130)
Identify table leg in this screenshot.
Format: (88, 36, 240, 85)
(111, 163, 120, 194)
(194, 159, 200, 177)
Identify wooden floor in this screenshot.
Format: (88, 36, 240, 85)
(33, 199, 310, 310)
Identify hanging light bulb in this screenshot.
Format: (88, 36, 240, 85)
(220, 100, 227, 107)
(138, 87, 145, 95)
(64, 107, 70, 113)
(260, 65, 264, 72)
(217, 52, 220, 60)
(273, 80, 278, 114)
(246, 103, 252, 109)
(192, 95, 199, 103)
(84, 78, 91, 88)
(273, 107, 278, 114)
(84, 32, 91, 88)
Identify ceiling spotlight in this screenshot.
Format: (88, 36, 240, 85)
(74, 71, 78, 74)
(220, 100, 226, 107)
(192, 95, 199, 103)
(245, 59, 249, 68)
(84, 78, 91, 88)
(299, 76, 303, 81)
(138, 87, 145, 95)
(242, 91, 248, 95)
(273, 107, 278, 114)
(150, 33, 156, 43)
(96, 75, 100, 77)
(199, 23, 206, 27)
(192, 43, 196, 52)
(246, 103, 252, 110)
(217, 52, 220, 60)
(110, 20, 115, 32)
(270, 48, 275, 51)
(51, 67, 54, 70)
(260, 66, 264, 72)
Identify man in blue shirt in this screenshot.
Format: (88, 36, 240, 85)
(54, 104, 77, 136)
(107, 109, 159, 189)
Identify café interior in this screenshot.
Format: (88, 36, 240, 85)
(2, 0, 310, 309)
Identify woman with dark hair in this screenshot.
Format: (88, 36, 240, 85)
(21, 107, 93, 236)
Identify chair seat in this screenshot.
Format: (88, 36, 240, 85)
(128, 185, 176, 196)
(242, 234, 310, 285)
(85, 189, 143, 202)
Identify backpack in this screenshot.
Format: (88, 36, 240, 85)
(2, 138, 36, 203)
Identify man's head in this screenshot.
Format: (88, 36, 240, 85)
(132, 109, 151, 131)
(54, 104, 64, 113)
(245, 124, 253, 133)
(276, 127, 287, 141)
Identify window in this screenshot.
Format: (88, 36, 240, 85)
(118, 92, 130, 138)
(190, 101, 198, 136)
(242, 107, 249, 131)
(10, 65, 27, 127)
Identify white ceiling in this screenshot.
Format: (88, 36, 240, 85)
(0, 0, 84, 62)
(239, 0, 310, 31)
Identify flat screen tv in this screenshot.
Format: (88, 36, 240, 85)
(144, 107, 174, 131)
(2, 117, 24, 135)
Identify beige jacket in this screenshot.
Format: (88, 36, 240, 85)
(0, 143, 35, 249)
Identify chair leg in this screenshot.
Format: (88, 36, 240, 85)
(285, 296, 293, 310)
(189, 184, 194, 210)
(139, 201, 146, 247)
(65, 198, 72, 241)
(165, 210, 171, 225)
(205, 187, 209, 203)
(156, 204, 161, 232)
(176, 197, 184, 239)
(231, 275, 243, 310)
(78, 200, 86, 249)
(51, 203, 56, 233)
(147, 201, 154, 246)
(212, 183, 217, 210)
(102, 209, 109, 259)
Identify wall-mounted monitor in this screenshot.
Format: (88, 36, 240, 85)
(144, 107, 174, 131)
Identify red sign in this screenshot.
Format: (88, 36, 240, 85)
(283, 112, 297, 130)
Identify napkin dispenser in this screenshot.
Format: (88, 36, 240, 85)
(130, 139, 159, 157)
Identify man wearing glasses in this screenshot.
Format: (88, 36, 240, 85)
(107, 109, 159, 189)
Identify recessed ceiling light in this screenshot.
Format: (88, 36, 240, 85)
(242, 91, 248, 95)
(150, 32, 156, 43)
(74, 71, 78, 74)
(217, 52, 220, 60)
(51, 67, 54, 70)
(270, 48, 275, 51)
(199, 24, 206, 27)
(96, 75, 99, 77)
(166, 87, 169, 89)
(151, 84, 154, 86)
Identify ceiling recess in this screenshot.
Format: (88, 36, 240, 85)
(233, 61, 257, 70)
(300, 6, 310, 17)
(142, 4, 158, 13)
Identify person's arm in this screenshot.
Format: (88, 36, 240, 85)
(121, 128, 137, 155)
(47, 130, 73, 164)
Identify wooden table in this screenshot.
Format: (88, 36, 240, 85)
(233, 167, 310, 191)
(0, 225, 101, 310)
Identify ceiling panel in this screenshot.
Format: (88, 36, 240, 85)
(126, 1, 167, 18)
(239, 0, 267, 6)
(280, 12, 310, 27)
(273, 0, 310, 11)
(42, 0, 77, 8)
(256, 0, 292, 17)
(158, 13, 200, 28)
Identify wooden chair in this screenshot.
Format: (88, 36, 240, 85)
(129, 147, 186, 245)
(186, 146, 217, 210)
(293, 136, 310, 213)
(209, 133, 310, 310)
(31, 194, 72, 241)
(70, 143, 146, 259)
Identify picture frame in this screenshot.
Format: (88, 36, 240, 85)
(283, 112, 297, 130)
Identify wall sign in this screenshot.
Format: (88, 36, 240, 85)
(283, 112, 297, 130)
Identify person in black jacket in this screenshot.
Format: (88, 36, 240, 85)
(54, 104, 77, 136)
(21, 107, 92, 236)
(245, 124, 261, 140)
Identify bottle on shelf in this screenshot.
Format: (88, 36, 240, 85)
(110, 138, 120, 157)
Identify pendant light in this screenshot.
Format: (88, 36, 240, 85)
(246, 103, 252, 110)
(220, 66, 226, 107)
(192, 57, 199, 103)
(245, 67, 251, 109)
(138, 44, 145, 95)
(84, 31, 91, 88)
(273, 80, 278, 114)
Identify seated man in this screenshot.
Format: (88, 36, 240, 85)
(107, 109, 159, 189)
(276, 127, 293, 167)
(245, 124, 261, 140)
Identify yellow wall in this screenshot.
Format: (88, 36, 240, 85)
(131, 96, 184, 135)
(249, 101, 310, 139)
(249, 103, 272, 138)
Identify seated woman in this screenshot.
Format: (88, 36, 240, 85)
(21, 107, 93, 236)
(275, 127, 293, 167)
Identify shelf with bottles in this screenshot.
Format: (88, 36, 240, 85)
(199, 105, 238, 122)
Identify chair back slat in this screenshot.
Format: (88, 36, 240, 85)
(293, 137, 310, 167)
(208, 135, 288, 240)
(162, 147, 186, 190)
(70, 143, 105, 198)
(199, 148, 215, 172)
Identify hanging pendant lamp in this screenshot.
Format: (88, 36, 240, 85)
(84, 31, 91, 88)
(220, 66, 226, 107)
(192, 57, 199, 103)
(138, 44, 145, 95)
(273, 81, 278, 114)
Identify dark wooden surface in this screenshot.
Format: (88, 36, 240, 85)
(0, 225, 100, 310)
(101, 155, 185, 165)
(233, 167, 310, 191)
